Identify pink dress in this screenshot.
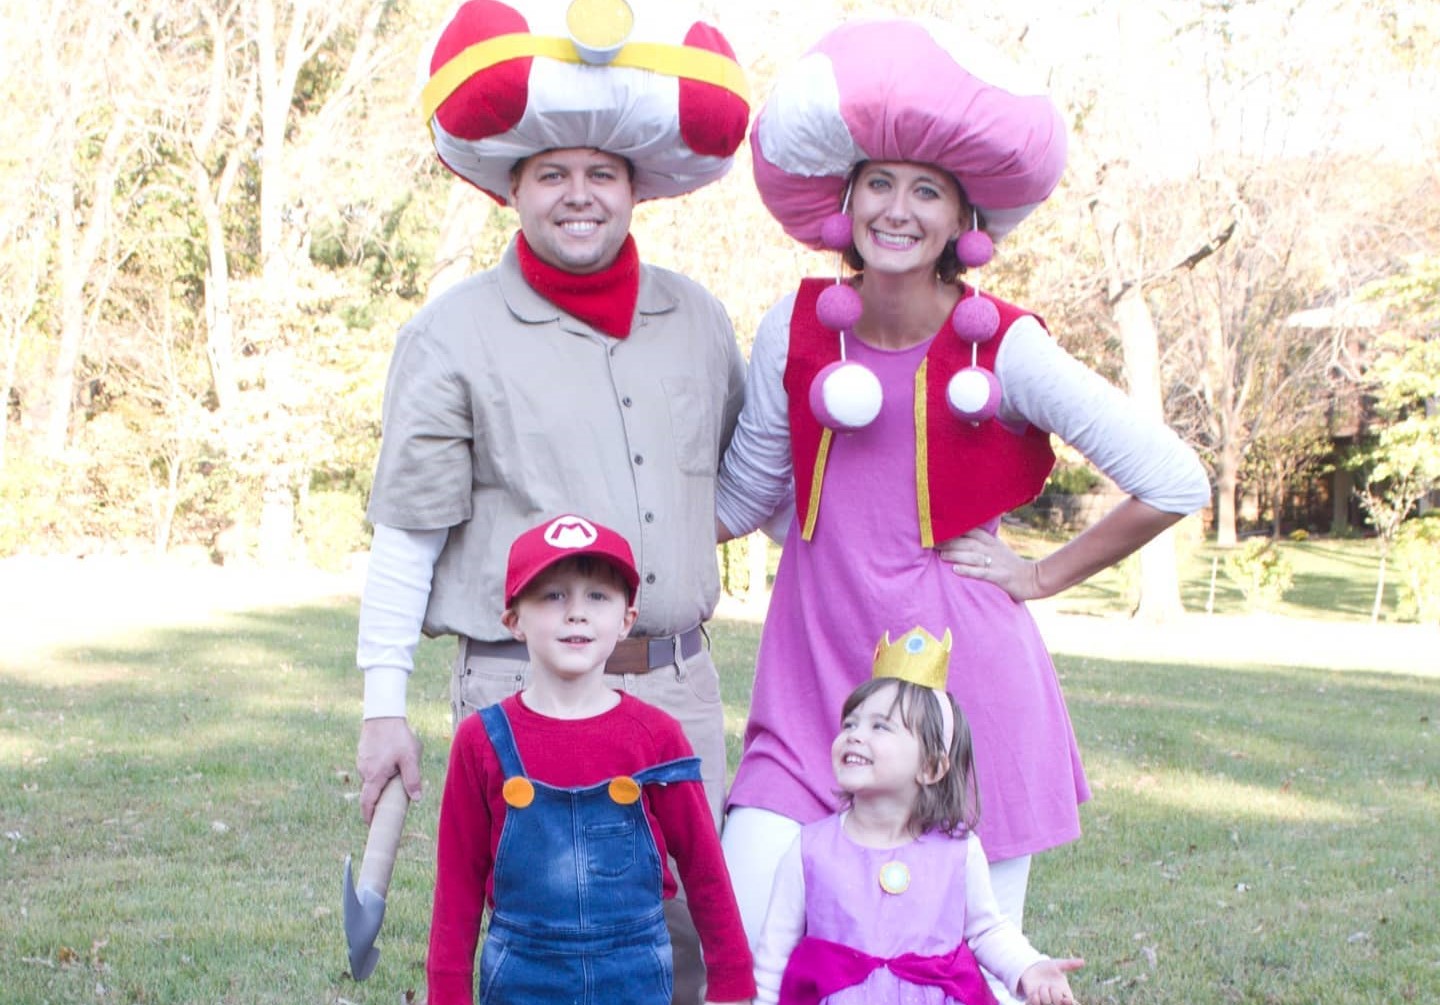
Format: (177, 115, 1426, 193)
(777, 815, 1037, 1005)
(726, 333, 1089, 862)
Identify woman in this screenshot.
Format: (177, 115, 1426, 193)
(716, 19, 1210, 1003)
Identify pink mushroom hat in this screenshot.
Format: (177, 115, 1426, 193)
(752, 19, 1066, 428)
(422, 0, 750, 205)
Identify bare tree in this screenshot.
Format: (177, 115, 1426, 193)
(29, 1, 151, 456)
(135, 2, 260, 414)
(0, 200, 47, 473)
(253, 0, 401, 297)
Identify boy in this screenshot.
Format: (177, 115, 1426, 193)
(426, 514, 755, 1005)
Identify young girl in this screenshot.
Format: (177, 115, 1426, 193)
(751, 628, 1084, 1005)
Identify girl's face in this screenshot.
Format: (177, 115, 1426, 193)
(849, 161, 964, 277)
(831, 682, 929, 802)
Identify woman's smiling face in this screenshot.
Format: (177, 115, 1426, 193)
(849, 161, 965, 277)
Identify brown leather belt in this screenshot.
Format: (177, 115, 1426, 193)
(463, 625, 705, 676)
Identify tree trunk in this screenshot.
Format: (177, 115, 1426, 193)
(1215, 443, 1239, 547)
(197, 164, 237, 413)
(1271, 474, 1286, 539)
(0, 329, 18, 472)
(46, 173, 90, 456)
(255, 0, 289, 294)
(428, 183, 492, 300)
(1370, 552, 1387, 624)
(1330, 465, 1352, 535)
(746, 533, 769, 608)
(1090, 176, 1186, 622)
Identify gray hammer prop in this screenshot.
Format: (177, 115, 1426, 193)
(342, 775, 411, 980)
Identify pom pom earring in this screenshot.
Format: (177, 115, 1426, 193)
(820, 211, 854, 252)
(810, 178, 883, 431)
(946, 209, 1002, 423)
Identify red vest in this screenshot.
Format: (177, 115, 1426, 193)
(785, 278, 1055, 546)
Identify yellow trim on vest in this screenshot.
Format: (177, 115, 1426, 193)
(915, 361, 934, 548)
(422, 34, 749, 124)
(801, 428, 834, 541)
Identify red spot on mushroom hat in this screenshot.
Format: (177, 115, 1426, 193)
(750, 18, 1066, 245)
(422, 0, 750, 205)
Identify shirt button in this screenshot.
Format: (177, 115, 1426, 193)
(645, 573, 657, 585)
(622, 396, 633, 407)
(634, 454, 644, 465)
(644, 512, 655, 523)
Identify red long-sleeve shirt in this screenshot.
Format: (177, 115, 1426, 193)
(427, 692, 755, 1003)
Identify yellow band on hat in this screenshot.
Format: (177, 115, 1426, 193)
(422, 33, 750, 124)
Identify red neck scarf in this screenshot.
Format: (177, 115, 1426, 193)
(516, 233, 641, 339)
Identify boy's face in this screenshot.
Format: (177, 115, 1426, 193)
(501, 561, 637, 680)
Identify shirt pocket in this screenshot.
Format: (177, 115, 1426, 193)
(662, 376, 720, 476)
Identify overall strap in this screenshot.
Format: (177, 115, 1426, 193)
(478, 704, 526, 780)
(631, 755, 702, 787)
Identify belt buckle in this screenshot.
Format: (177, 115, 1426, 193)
(656, 633, 681, 669)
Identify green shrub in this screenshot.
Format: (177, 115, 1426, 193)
(298, 489, 367, 571)
(0, 452, 87, 556)
(1393, 515, 1440, 625)
(718, 538, 749, 596)
(1288, 528, 1310, 542)
(1043, 463, 1103, 496)
(1223, 538, 1295, 611)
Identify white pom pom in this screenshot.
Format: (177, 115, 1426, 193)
(946, 367, 1000, 422)
(811, 361, 883, 430)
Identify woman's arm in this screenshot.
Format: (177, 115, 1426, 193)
(995, 318, 1211, 514)
(940, 318, 1210, 598)
(716, 295, 799, 541)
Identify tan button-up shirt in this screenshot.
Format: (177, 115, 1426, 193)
(367, 237, 745, 642)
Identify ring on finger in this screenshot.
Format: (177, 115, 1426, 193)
(984, 555, 992, 567)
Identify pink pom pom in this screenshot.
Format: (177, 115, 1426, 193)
(956, 229, 994, 269)
(820, 212, 854, 251)
(946, 367, 1001, 422)
(810, 361, 883, 430)
(950, 295, 999, 343)
(816, 283, 864, 332)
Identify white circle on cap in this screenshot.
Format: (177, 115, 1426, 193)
(544, 516, 599, 549)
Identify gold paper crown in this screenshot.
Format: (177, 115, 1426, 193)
(872, 627, 952, 691)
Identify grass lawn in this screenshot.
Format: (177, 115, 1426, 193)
(1, 554, 1436, 1003)
(1013, 528, 1406, 623)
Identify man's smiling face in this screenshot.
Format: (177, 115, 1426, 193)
(511, 148, 635, 275)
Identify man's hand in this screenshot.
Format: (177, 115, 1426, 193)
(358, 717, 423, 823)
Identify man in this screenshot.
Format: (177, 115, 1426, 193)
(355, 4, 750, 1003)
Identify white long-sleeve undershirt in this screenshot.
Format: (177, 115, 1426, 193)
(355, 523, 448, 719)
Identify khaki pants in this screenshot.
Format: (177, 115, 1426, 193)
(452, 636, 727, 1005)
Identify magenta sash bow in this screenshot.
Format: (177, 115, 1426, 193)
(779, 935, 1002, 1005)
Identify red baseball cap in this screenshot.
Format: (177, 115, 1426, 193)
(504, 514, 640, 607)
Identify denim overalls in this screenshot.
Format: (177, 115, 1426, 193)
(477, 704, 702, 1004)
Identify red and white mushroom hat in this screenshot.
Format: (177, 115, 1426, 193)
(422, 0, 750, 205)
(751, 19, 1067, 429)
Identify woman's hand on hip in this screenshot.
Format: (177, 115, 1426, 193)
(936, 528, 1041, 601)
